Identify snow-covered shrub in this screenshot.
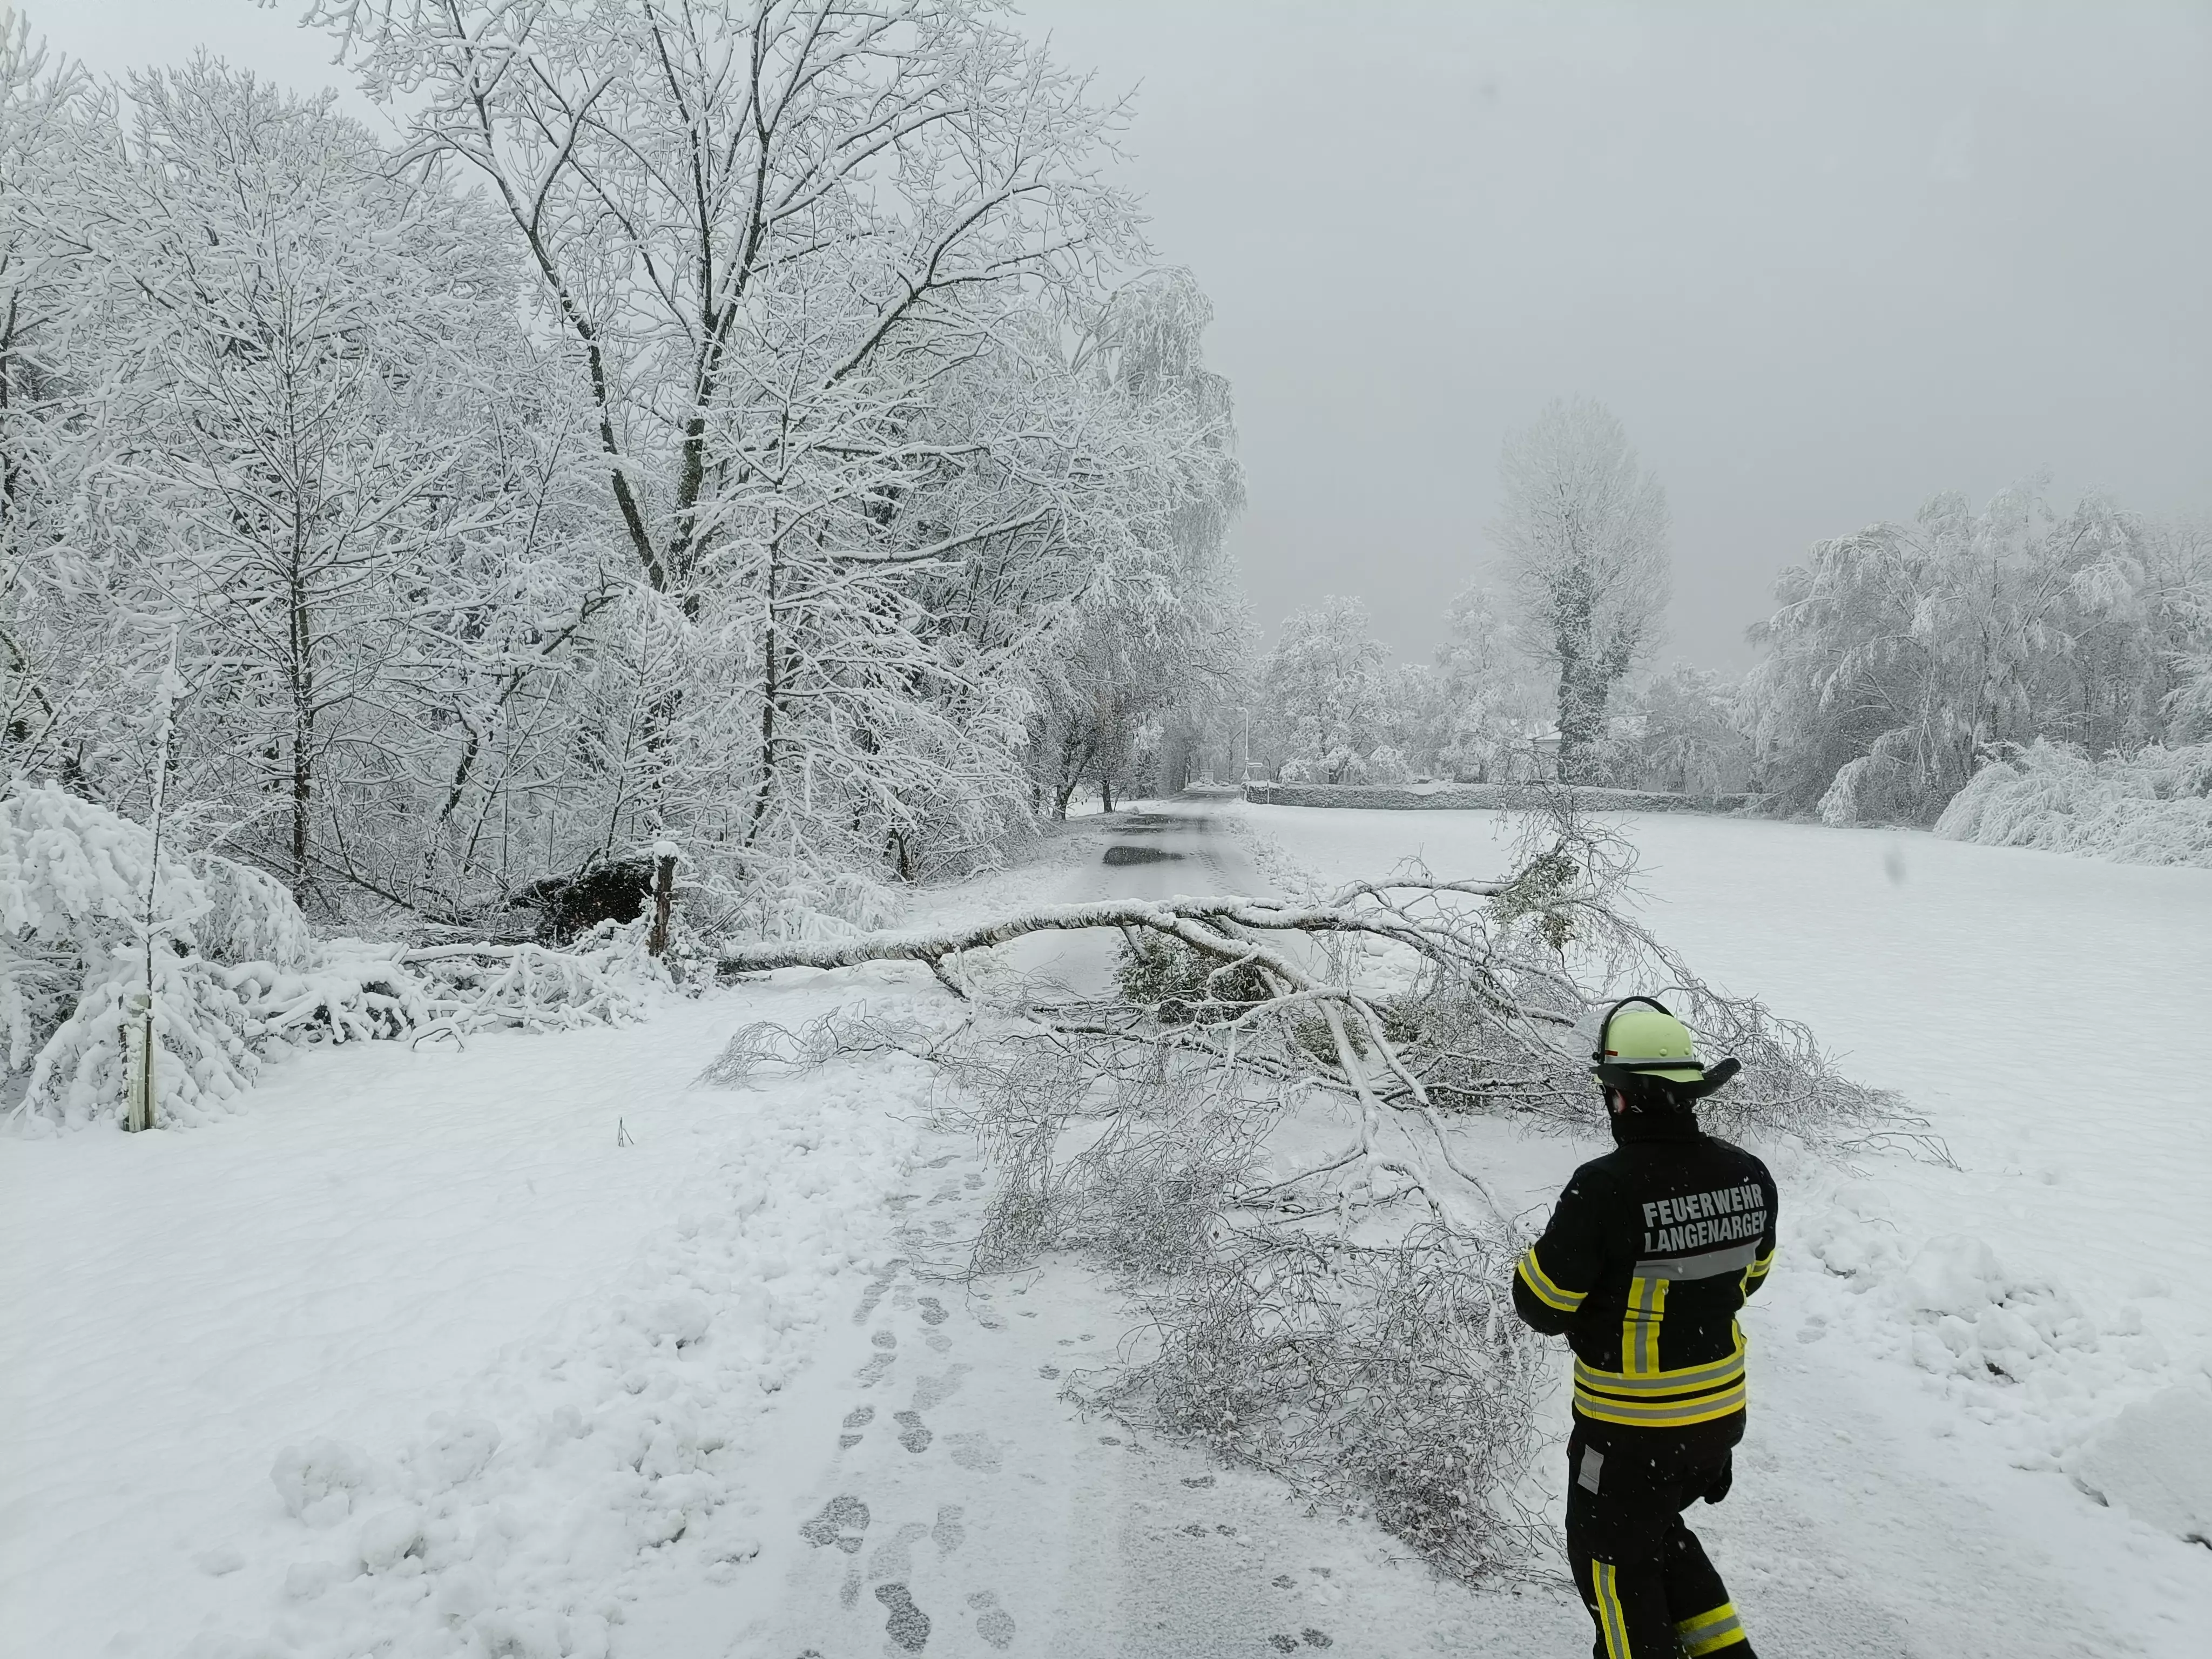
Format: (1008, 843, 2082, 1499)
(1933, 740, 2212, 867)
(1818, 752, 1916, 826)
(25, 944, 263, 1132)
(3, 784, 653, 1132)
(195, 849, 317, 969)
(1364, 745, 1412, 785)
(1323, 744, 1368, 784)
(1, 783, 283, 1126)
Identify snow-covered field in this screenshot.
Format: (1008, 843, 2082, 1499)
(6, 806, 2209, 1657)
(1239, 801, 2212, 1653)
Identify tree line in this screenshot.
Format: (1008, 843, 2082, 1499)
(0, 4, 1244, 936)
(1255, 399, 2211, 822)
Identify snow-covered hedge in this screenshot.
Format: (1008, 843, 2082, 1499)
(2, 784, 657, 1134)
(1933, 741, 2212, 868)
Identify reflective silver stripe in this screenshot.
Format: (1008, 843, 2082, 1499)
(1576, 1349, 1745, 1396)
(1634, 1242, 1762, 1280)
(1679, 1609, 1746, 1655)
(1622, 1273, 1665, 1374)
(1577, 1445, 1604, 1493)
(1517, 1249, 1586, 1310)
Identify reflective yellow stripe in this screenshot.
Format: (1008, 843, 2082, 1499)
(1517, 1247, 1586, 1312)
(1744, 1249, 1773, 1280)
(1594, 1560, 1634, 1658)
(1622, 1274, 1669, 1375)
(1676, 1600, 1747, 1655)
(1575, 1340, 1745, 1397)
(1574, 1380, 1748, 1427)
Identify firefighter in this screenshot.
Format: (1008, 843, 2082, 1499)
(1510, 997, 1778, 1659)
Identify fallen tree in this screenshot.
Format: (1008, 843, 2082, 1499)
(706, 801, 1922, 1581)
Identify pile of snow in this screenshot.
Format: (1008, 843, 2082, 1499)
(1894, 1234, 2103, 1387)
(1786, 1171, 2190, 1471)
(2, 784, 656, 1133)
(2071, 1381, 2212, 1546)
(1933, 740, 2212, 867)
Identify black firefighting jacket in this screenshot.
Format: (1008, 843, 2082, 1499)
(1512, 1111, 1778, 1429)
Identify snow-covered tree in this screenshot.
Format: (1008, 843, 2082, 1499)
(1426, 584, 1552, 783)
(1258, 596, 1388, 782)
(1491, 397, 1670, 781)
(299, 0, 1242, 915)
(82, 65, 570, 901)
(1743, 480, 2195, 822)
(5, 8, 1245, 946)
(1622, 664, 1750, 797)
(1018, 272, 1247, 816)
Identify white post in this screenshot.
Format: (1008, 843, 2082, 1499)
(127, 629, 184, 1132)
(125, 995, 156, 1133)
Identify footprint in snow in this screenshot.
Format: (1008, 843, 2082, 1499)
(1037, 1365, 1060, 1380)
(947, 1432, 1001, 1473)
(1182, 1475, 1216, 1489)
(855, 1352, 895, 1387)
(854, 1262, 905, 1324)
(1271, 1574, 1296, 1589)
(973, 1307, 1004, 1330)
(916, 1297, 949, 1326)
(873, 1329, 898, 1349)
(911, 1366, 969, 1412)
(875, 1583, 931, 1651)
(963, 1173, 983, 1190)
(845, 1406, 876, 1428)
(1303, 1631, 1334, 1648)
(799, 1494, 871, 1555)
(923, 1154, 959, 1169)
(931, 1505, 965, 1555)
(868, 1521, 930, 1583)
(926, 1332, 954, 1353)
(967, 1589, 1016, 1650)
(894, 1411, 933, 1453)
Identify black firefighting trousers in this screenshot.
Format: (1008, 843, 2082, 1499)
(1565, 1414, 1757, 1659)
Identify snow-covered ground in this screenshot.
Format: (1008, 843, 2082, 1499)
(6, 804, 2209, 1657)
(1237, 800, 2212, 1654)
(0, 985, 939, 1658)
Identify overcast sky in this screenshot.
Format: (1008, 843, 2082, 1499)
(31, 1, 2212, 671)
